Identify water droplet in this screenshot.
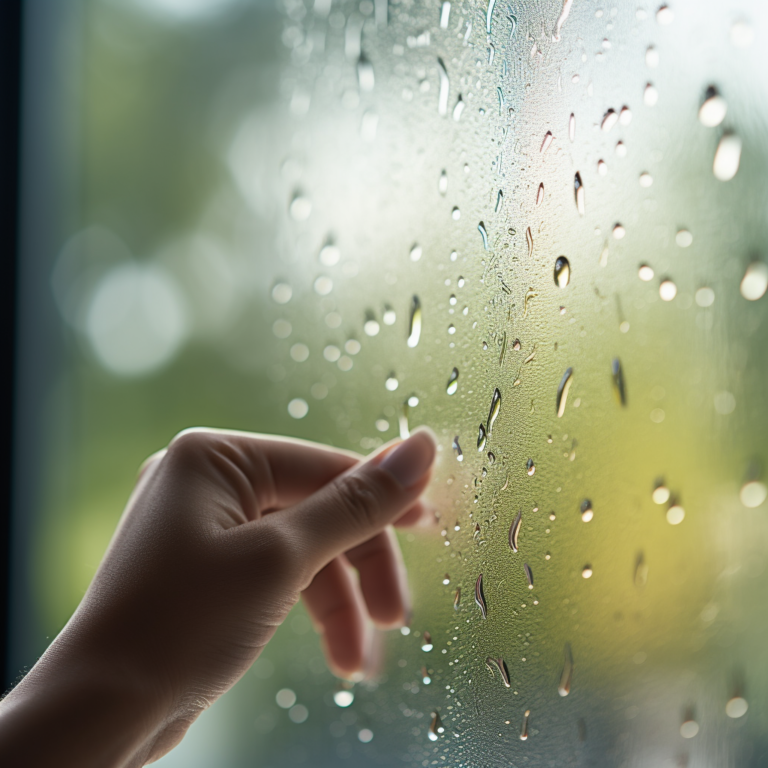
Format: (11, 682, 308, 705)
(409, 244, 422, 262)
(421, 631, 434, 652)
(452, 95, 465, 121)
(272, 282, 293, 304)
(580, 499, 593, 522)
(457, 276, 465, 288)
(695, 287, 715, 307)
(289, 193, 312, 221)
(526, 227, 534, 257)
(653, 482, 670, 504)
(509, 511, 522, 552)
(290, 343, 309, 362)
(358, 728, 373, 743)
(713, 132, 741, 181)
(475, 573, 487, 618)
(558, 643, 573, 696)
(634, 552, 648, 587)
(427, 710, 445, 741)
(385, 374, 399, 391)
(536, 183, 544, 206)
(487, 451, 496, 465)
(319, 242, 341, 266)
(375, 418, 389, 432)
(644, 83, 658, 106)
(740, 480, 767, 508)
(477, 423, 487, 451)
(646, 45, 659, 67)
(357, 56, 375, 91)
(452, 435, 463, 462)
(730, 20, 754, 49)
(495, 189, 504, 213)
(726, 697, 748, 718)
(405, 296, 422, 348)
(485, 656, 511, 687)
(740, 262, 768, 300)
(523, 563, 534, 588)
(612, 358, 626, 405)
(520, 710, 530, 741)
(437, 57, 450, 116)
(439, 0, 451, 29)
(334, 689, 355, 707)
(656, 5, 674, 24)
(526, 459, 535, 476)
(638, 264, 654, 281)
(364, 317, 380, 336)
(441, 573, 451, 586)
(601, 108, 619, 132)
(552, 0, 573, 41)
(680, 718, 698, 739)
(288, 398, 309, 419)
(446, 367, 459, 395)
(554, 256, 571, 288)
(556, 367, 573, 417)
(314, 275, 333, 296)
(659, 279, 677, 301)
(439, 169, 448, 195)
(613, 223, 626, 239)
(487, 388, 501, 433)
(451, 206, 462, 221)
(619, 105, 632, 125)
(666, 503, 685, 525)
(540, 131, 553, 152)
(676, 229, 693, 247)
(597, 159, 607, 176)
(273, 319, 292, 339)
(699, 87, 727, 127)
(639, 172, 654, 189)
(569, 112, 575, 142)
(513, 339, 521, 351)
(478, 221, 489, 250)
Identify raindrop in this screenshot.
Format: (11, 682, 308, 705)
(526, 458, 535, 476)
(406, 296, 422, 348)
(680, 718, 698, 739)
(554, 256, 571, 288)
(475, 573, 487, 618)
(653, 482, 670, 504)
(730, 20, 754, 49)
(558, 643, 573, 696)
(540, 131, 553, 152)
(447, 323, 456, 335)
(740, 262, 768, 300)
(375, 418, 389, 432)
(288, 399, 309, 419)
(695, 287, 715, 307)
(726, 697, 748, 718)
(385, 374, 399, 391)
(573, 171, 588, 216)
(399, 400, 410, 439)
(520, 710, 530, 741)
(634, 552, 648, 587)
(597, 159, 607, 176)
(421, 666, 432, 684)
(358, 728, 373, 743)
(601, 108, 619, 132)
(314, 275, 333, 295)
(580, 499, 593, 522)
(659, 279, 677, 301)
(581, 565, 593, 579)
(457, 276, 465, 288)
(487, 451, 495, 464)
(452, 96, 465, 121)
(676, 229, 693, 248)
(639, 171, 653, 187)
(666, 503, 685, 525)
(740, 480, 767, 508)
(569, 112, 575, 142)
(421, 632, 434, 652)
(453, 587, 461, 609)
(272, 282, 293, 304)
(613, 223, 626, 239)
(439, 169, 448, 195)
(552, 0, 573, 41)
(615, 141, 627, 158)
(289, 194, 312, 221)
(477, 423, 487, 451)
(451, 206, 461, 220)
(619, 105, 632, 125)
(485, 657, 511, 687)
(713, 133, 741, 181)
(273, 319, 292, 338)
(536, 183, 544, 206)
(319, 243, 341, 266)
(364, 317, 380, 336)
(495, 189, 504, 212)
(357, 56, 375, 91)
(485, 0, 496, 34)
(523, 563, 534, 588)
(611, 357, 626, 406)
(428, 711, 445, 741)
(439, 0, 451, 29)
(487, 387, 501, 433)
(324, 345, 341, 362)
(290, 343, 309, 362)
(526, 227, 534, 257)
(646, 46, 659, 67)
(556, 367, 573, 417)
(410, 243, 422, 262)
(334, 689, 355, 707)
(442, 573, 451, 586)
(478, 221, 489, 250)
(447, 367, 459, 395)
(513, 339, 521, 351)
(644, 83, 658, 106)
(656, 4, 674, 24)
(638, 264, 654, 281)
(437, 57, 450, 116)
(452, 435, 463, 462)
(509, 510, 522, 552)
(699, 87, 727, 127)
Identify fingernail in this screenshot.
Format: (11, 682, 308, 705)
(379, 428, 436, 488)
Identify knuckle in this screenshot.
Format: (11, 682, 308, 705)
(334, 473, 384, 530)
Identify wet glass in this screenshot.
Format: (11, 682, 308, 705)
(13, 0, 768, 765)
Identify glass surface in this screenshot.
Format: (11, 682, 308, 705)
(12, 0, 768, 765)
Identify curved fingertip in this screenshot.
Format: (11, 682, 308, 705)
(138, 448, 167, 479)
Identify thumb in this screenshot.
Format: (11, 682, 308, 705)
(279, 428, 436, 577)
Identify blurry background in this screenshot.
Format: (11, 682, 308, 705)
(7, 0, 768, 765)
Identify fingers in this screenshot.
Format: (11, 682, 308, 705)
(277, 428, 436, 578)
(301, 557, 370, 679)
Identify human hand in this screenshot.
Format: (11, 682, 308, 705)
(0, 427, 436, 767)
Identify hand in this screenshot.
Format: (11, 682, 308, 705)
(0, 427, 436, 767)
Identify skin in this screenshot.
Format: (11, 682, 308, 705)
(0, 426, 437, 767)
